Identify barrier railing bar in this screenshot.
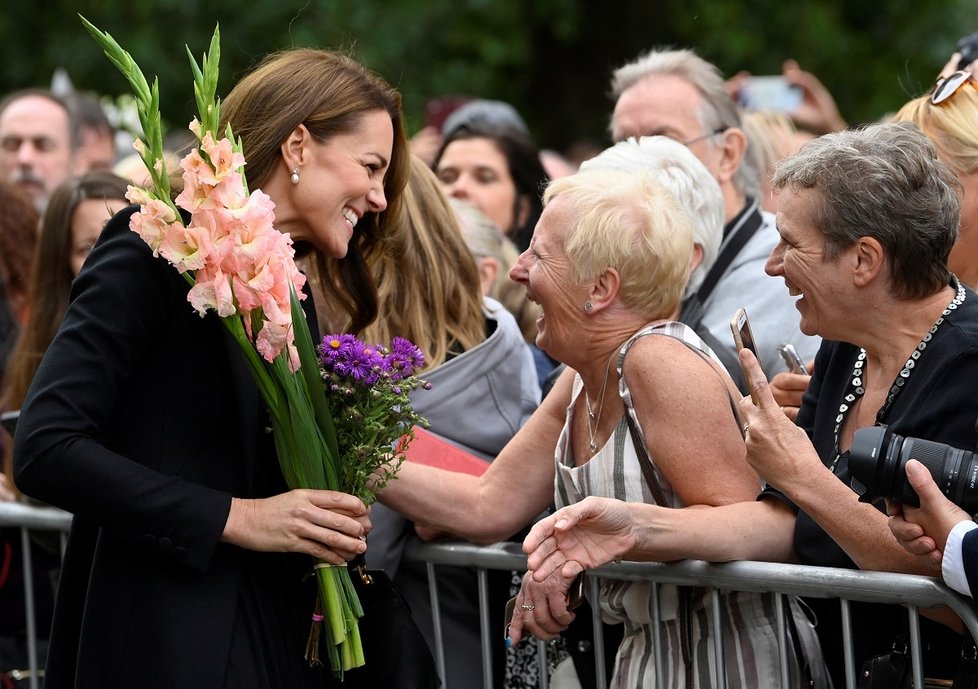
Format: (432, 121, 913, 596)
(20, 528, 39, 689)
(425, 562, 447, 685)
(908, 606, 924, 689)
(709, 587, 726, 689)
(588, 575, 607, 689)
(841, 598, 855, 689)
(535, 639, 549, 689)
(650, 580, 663, 685)
(774, 594, 789, 689)
(476, 567, 493, 689)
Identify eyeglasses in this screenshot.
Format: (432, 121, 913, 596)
(679, 127, 727, 146)
(930, 70, 976, 105)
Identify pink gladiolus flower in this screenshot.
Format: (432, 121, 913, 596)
(130, 199, 180, 256)
(126, 185, 152, 206)
(201, 134, 245, 183)
(158, 222, 213, 274)
(188, 266, 235, 318)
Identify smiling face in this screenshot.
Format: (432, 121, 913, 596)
(71, 197, 126, 277)
(281, 109, 393, 258)
(436, 137, 520, 234)
(767, 187, 848, 338)
(509, 194, 587, 360)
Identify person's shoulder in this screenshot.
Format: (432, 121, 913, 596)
(942, 287, 978, 348)
(623, 322, 719, 378)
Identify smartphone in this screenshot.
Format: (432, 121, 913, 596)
(738, 76, 802, 112)
(730, 307, 762, 368)
(777, 343, 807, 374)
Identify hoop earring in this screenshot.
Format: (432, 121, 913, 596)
(290, 168, 300, 185)
(584, 302, 593, 312)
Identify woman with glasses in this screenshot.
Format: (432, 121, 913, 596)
(892, 69, 978, 289)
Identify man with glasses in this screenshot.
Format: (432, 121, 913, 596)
(610, 47, 819, 385)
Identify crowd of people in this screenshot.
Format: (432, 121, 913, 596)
(1, 24, 978, 689)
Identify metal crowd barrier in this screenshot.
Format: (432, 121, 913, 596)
(4, 502, 978, 689)
(0, 502, 71, 689)
(404, 539, 978, 689)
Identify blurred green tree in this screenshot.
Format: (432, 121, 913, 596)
(0, 0, 974, 155)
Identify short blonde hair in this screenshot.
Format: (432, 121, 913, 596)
(893, 88, 978, 174)
(544, 168, 693, 320)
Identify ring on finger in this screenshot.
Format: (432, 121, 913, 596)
(521, 604, 535, 611)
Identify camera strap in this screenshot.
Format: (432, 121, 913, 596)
(679, 198, 764, 330)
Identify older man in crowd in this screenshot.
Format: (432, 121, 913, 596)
(610, 48, 819, 388)
(0, 89, 78, 213)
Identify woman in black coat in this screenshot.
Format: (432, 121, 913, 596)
(13, 48, 409, 689)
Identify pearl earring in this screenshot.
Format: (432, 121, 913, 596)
(290, 168, 300, 185)
(584, 302, 593, 312)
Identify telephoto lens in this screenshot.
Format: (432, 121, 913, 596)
(848, 425, 978, 514)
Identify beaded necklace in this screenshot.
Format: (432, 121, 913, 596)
(830, 278, 966, 472)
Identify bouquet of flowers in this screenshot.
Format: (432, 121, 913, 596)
(318, 334, 430, 503)
(81, 17, 423, 676)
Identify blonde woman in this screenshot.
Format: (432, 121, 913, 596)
(893, 70, 978, 289)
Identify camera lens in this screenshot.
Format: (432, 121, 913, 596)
(848, 426, 978, 514)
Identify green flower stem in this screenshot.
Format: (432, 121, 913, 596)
(80, 15, 174, 208)
(317, 566, 347, 645)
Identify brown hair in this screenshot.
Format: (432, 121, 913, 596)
(358, 156, 485, 371)
(2, 171, 129, 491)
(0, 183, 39, 321)
(219, 48, 409, 333)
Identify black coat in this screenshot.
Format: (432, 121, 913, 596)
(14, 207, 327, 688)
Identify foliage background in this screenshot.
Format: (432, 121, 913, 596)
(1, 1, 976, 155)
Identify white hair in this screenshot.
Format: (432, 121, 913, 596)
(580, 136, 724, 298)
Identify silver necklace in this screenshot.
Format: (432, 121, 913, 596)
(831, 278, 966, 471)
(584, 353, 616, 454)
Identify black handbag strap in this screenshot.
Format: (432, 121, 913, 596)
(680, 198, 764, 330)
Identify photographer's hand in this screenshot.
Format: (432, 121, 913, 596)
(888, 459, 970, 558)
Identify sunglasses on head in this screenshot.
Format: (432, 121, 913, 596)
(930, 70, 976, 105)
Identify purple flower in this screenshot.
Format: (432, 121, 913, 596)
(319, 334, 360, 371)
(387, 336, 425, 381)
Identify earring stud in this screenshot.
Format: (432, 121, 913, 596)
(584, 302, 593, 312)
(290, 168, 300, 185)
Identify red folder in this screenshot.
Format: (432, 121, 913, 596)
(403, 426, 490, 476)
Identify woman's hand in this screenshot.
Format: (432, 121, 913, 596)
(887, 459, 971, 568)
(737, 349, 822, 493)
(524, 496, 635, 581)
(768, 359, 813, 422)
(507, 570, 578, 645)
(222, 489, 369, 564)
